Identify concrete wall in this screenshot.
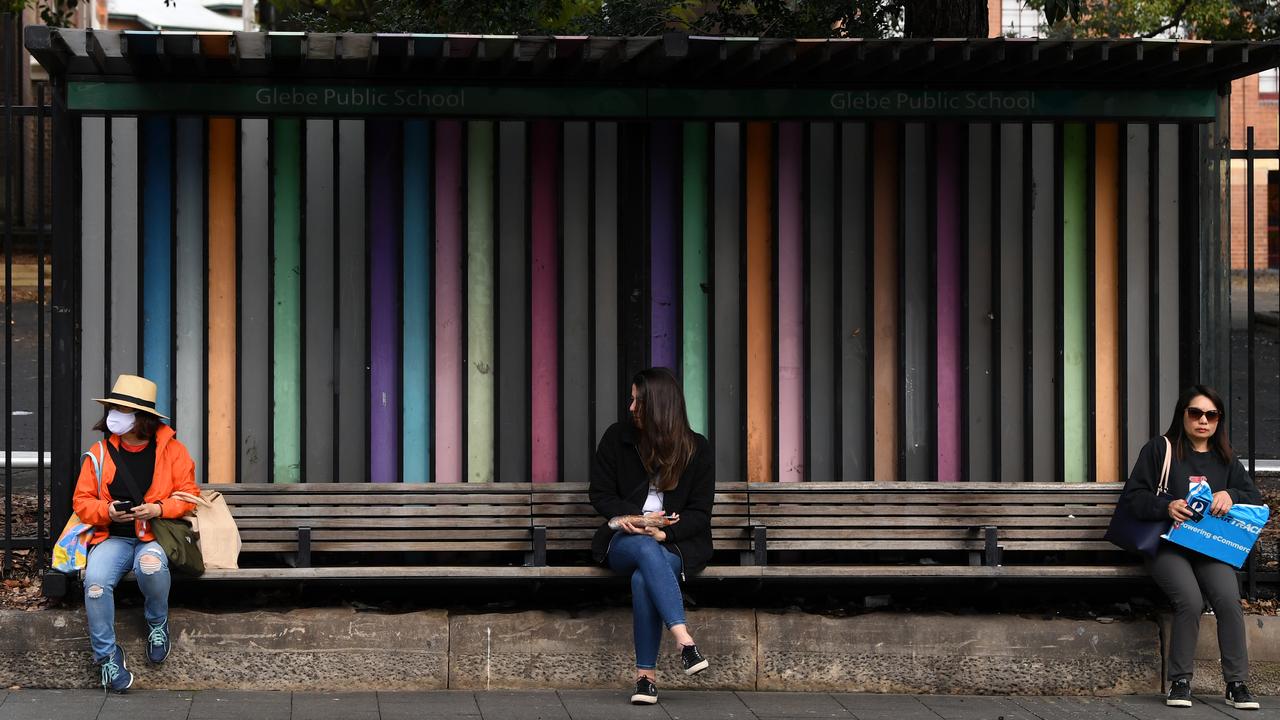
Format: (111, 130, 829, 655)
(0, 608, 1163, 694)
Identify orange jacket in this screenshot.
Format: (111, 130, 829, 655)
(72, 424, 198, 545)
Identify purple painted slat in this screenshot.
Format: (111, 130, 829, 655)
(777, 123, 804, 483)
(369, 120, 401, 483)
(650, 122, 678, 370)
(531, 121, 560, 484)
(435, 121, 464, 484)
(936, 124, 963, 482)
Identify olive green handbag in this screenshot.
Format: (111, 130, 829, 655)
(105, 441, 205, 577)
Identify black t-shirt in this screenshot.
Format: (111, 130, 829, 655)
(1120, 436, 1262, 522)
(108, 438, 156, 538)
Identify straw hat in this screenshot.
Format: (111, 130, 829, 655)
(94, 374, 168, 419)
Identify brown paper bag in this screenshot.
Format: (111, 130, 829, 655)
(170, 490, 242, 570)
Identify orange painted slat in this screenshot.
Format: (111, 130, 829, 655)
(872, 123, 899, 482)
(1094, 124, 1121, 483)
(207, 118, 236, 484)
(746, 123, 773, 483)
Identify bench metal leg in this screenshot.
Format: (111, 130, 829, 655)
(753, 526, 767, 567)
(297, 527, 312, 569)
(529, 526, 547, 568)
(982, 526, 1001, 567)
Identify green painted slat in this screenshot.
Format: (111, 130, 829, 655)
(273, 118, 303, 483)
(682, 122, 710, 436)
(467, 121, 496, 483)
(1062, 124, 1088, 484)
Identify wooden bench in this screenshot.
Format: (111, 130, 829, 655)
(746, 482, 1147, 580)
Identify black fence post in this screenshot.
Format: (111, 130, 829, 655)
(50, 73, 78, 538)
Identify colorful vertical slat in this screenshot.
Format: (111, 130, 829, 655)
(206, 118, 237, 485)
(650, 122, 678, 371)
(368, 119, 401, 484)
(80, 118, 107, 451)
(936, 125, 962, 482)
(531, 121, 560, 484)
(777, 122, 804, 483)
(998, 124, 1026, 482)
(336, 119, 367, 483)
(403, 119, 432, 483)
(712, 122, 743, 484)
(1093, 124, 1122, 482)
(497, 122, 528, 482)
(807, 123, 836, 482)
(239, 119, 269, 484)
(174, 118, 204, 480)
(840, 123, 869, 482)
(1123, 124, 1151, 468)
(872, 122, 899, 482)
(1029, 124, 1057, 483)
(745, 122, 773, 483)
(467, 120, 496, 483)
(304, 119, 336, 483)
(273, 118, 302, 484)
(562, 122, 591, 482)
(681, 122, 710, 437)
(1062, 124, 1088, 484)
(1156, 126, 1180, 423)
(110, 118, 139, 381)
(902, 124, 929, 482)
(142, 117, 172, 421)
(434, 120, 463, 485)
(965, 124, 994, 482)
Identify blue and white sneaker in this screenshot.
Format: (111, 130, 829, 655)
(97, 644, 133, 693)
(147, 618, 171, 664)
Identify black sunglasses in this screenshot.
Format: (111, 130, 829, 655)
(1185, 407, 1221, 422)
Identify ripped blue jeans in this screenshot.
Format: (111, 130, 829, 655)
(83, 537, 170, 661)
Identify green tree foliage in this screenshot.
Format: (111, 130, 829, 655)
(1026, 0, 1280, 40)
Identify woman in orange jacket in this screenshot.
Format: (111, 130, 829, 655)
(73, 374, 198, 693)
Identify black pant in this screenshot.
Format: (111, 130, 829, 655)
(1147, 543, 1247, 683)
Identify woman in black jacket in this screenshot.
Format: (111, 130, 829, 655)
(589, 367, 714, 706)
(1120, 385, 1263, 711)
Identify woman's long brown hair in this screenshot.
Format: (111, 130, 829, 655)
(632, 367, 696, 492)
(1163, 384, 1234, 464)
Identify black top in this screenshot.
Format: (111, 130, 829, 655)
(1120, 436, 1262, 522)
(589, 422, 715, 575)
(107, 439, 156, 538)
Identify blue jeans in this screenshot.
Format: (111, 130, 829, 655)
(83, 537, 170, 661)
(607, 533, 686, 670)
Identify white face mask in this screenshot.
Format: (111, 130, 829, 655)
(106, 408, 136, 436)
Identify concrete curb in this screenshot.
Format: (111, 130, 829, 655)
(0, 607, 1163, 694)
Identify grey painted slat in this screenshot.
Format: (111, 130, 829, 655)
(175, 118, 205, 481)
(998, 124, 1026, 483)
(840, 123, 869, 482)
(81, 118, 107, 450)
(808, 123, 836, 482)
(497, 121, 528, 483)
(239, 119, 270, 484)
(304, 120, 336, 483)
(1124, 124, 1151, 468)
(562, 122, 591, 483)
(1157, 124, 1180, 423)
(966, 123, 994, 483)
(712, 122, 742, 484)
(1029, 124, 1057, 483)
(593, 123, 619, 443)
(901, 124, 929, 482)
(337, 120, 367, 483)
(110, 117, 139, 381)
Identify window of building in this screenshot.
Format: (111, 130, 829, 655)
(1001, 0, 1044, 38)
(1260, 68, 1279, 100)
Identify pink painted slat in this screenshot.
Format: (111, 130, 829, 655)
(531, 122, 560, 483)
(936, 124, 962, 482)
(778, 122, 805, 483)
(434, 121, 463, 484)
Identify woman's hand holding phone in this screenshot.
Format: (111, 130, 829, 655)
(108, 500, 135, 522)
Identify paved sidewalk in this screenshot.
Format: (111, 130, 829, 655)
(0, 690, 1276, 720)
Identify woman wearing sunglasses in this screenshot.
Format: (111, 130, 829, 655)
(1120, 385, 1263, 710)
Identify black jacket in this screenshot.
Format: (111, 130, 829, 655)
(589, 421, 715, 574)
(1120, 435, 1262, 521)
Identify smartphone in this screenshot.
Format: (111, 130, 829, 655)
(112, 500, 135, 514)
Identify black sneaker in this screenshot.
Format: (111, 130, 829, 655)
(681, 644, 709, 676)
(1226, 681, 1260, 710)
(96, 644, 133, 694)
(147, 618, 171, 664)
(630, 676, 657, 705)
(1166, 678, 1192, 708)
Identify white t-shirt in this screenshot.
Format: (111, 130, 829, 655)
(642, 486, 664, 513)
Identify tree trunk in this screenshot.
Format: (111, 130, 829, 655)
(903, 0, 989, 38)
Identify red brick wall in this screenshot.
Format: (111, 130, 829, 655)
(1230, 74, 1278, 270)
